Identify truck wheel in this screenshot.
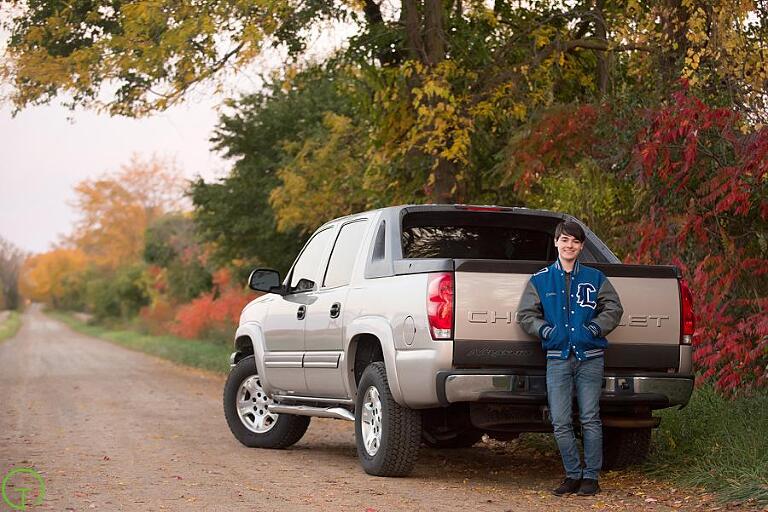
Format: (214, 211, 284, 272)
(223, 355, 310, 449)
(423, 428, 484, 449)
(602, 427, 652, 469)
(355, 362, 422, 477)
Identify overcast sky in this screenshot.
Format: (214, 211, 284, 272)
(0, 18, 358, 255)
(0, 96, 230, 254)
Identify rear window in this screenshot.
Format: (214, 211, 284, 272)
(402, 210, 565, 260)
(402, 225, 553, 259)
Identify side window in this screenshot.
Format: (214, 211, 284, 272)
(323, 220, 370, 289)
(372, 220, 386, 261)
(290, 228, 335, 292)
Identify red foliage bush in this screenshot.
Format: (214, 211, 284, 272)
(169, 268, 252, 342)
(510, 104, 601, 191)
(139, 298, 175, 335)
(510, 87, 767, 393)
(629, 86, 768, 393)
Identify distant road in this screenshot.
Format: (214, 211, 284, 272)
(0, 306, 726, 511)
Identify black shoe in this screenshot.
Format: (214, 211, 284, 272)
(552, 478, 581, 496)
(577, 478, 600, 496)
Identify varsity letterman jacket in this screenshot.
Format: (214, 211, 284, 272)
(518, 259, 623, 361)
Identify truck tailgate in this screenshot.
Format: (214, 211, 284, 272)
(453, 260, 682, 371)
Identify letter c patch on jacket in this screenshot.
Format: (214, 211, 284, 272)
(577, 283, 597, 309)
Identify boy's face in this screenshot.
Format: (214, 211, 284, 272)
(554, 233, 584, 264)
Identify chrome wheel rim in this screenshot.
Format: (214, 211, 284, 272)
(361, 385, 383, 456)
(236, 375, 277, 433)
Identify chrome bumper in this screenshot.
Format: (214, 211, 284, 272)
(438, 372, 694, 408)
(229, 351, 238, 367)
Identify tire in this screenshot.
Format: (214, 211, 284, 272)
(355, 362, 422, 477)
(422, 428, 484, 449)
(223, 355, 310, 449)
(602, 427, 652, 469)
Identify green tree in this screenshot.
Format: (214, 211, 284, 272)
(190, 65, 357, 272)
(0, 236, 25, 310)
(85, 264, 150, 320)
(144, 213, 212, 302)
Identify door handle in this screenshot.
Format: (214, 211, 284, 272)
(297, 305, 306, 320)
(330, 302, 341, 319)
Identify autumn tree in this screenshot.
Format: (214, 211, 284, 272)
(0, 236, 26, 310)
(70, 154, 186, 269)
(627, 86, 768, 393)
(1, 0, 347, 115)
(487, 81, 768, 392)
(19, 248, 87, 308)
(8, 1, 768, 202)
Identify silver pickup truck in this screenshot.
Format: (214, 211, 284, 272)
(223, 204, 695, 477)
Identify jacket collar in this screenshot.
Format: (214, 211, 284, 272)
(554, 258, 580, 276)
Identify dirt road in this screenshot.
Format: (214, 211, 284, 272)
(0, 307, 743, 511)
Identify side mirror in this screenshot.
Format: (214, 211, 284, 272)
(248, 268, 283, 294)
(294, 278, 315, 293)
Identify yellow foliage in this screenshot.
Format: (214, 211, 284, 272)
(20, 249, 87, 304)
(270, 113, 370, 234)
(4, 0, 288, 115)
(69, 155, 186, 269)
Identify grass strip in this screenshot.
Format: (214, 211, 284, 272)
(645, 385, 768, 506)
(508, 386, 767, 506)
(49, 311, 232, 374)
(0, 311, 22, 342)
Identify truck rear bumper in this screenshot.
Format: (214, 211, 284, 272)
(436, 370, 694, 409)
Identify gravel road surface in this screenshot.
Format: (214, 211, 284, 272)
(0, 307, 751, 511)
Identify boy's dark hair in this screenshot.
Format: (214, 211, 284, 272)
(554, 221, 586, 242)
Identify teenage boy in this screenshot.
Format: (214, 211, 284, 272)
(518, 221, 623, 496)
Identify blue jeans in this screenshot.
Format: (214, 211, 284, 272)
(546, 354, 604, 480)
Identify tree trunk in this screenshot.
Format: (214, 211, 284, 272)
(403, 0, 458, 204)
(426, 158, 459, 203)
(593, 1, 610, 95)
(424, 0, 446, 65)
(658, 0, 689, 87)
(363, 0, 403, 66)
(403, 0, 426, 61)
(423, 0, 456, 203)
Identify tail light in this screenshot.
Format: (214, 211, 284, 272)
(427, 272, 454, 340)
(680, 279, 695, 344)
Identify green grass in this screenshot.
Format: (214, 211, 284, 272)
(645, 385, 768, 506)
(49, 311, 232, 374)
(0, 311, 22, 342)
(500, 386, 767, 506)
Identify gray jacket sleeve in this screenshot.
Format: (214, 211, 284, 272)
(517, 279, 549, 339)
(591, 278, 624, 336)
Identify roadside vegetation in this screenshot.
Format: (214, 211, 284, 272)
(50, 311, 232, 374)
(0, 237, 25, 334)
(0, 311, 22, 343)
(647, 386, 768, 506)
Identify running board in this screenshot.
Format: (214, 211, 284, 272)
(268, 404, 355, 421)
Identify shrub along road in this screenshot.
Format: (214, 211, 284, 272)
(0, 306, 758, 511)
